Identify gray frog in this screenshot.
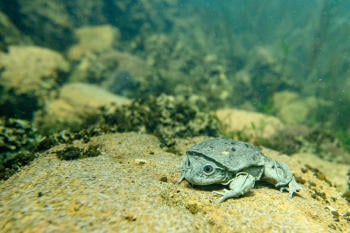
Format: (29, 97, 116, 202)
(177, 138, 302, 203)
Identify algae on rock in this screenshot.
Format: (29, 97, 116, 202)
(34, 94, 220, 154)
(0, 118, 40, 179)
(100, 95, 220, 151)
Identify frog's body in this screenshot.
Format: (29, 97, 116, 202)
(177, 138, 302, 202)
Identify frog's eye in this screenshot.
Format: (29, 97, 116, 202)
(203, 164, 214, 174)
(186, 158, 191, 167)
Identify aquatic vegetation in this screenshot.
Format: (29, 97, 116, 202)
(0, 118, 39, 179)
(264, 126, 350, 163)
(35, 95, 221, 155)
(100, 95, 220, 151)
(0, 12, 32, 51)
(56, 144, 100, 160)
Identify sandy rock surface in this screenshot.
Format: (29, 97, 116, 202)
(0, 132, 349, 233)
(292, 152, 349, 192)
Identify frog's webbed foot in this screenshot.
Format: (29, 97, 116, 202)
(213, 172, 255, 203)
(287, 177, 303, 198)
(212, 189, 230, 203)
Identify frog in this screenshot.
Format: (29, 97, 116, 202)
(177, 138, 302, 203)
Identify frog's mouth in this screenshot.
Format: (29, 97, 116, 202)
(176, 155, 192, 184)
(176, 166, 199, 185)
(177, 169, 218, 186)
(177, 172, 199, 185)
(176, 165, 193, 184)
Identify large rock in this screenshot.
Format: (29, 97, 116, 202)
(272, 91, 329, 125)
(33, 82, 130, 133)
(0, 133, 349, 232)
(68, 25, 120, 61)
(292, 152, 349, 192)
(0, 46, 69, 93)
(0, 46, 70, 118)
(58, 82, 130, 109)
(69, 50, 150, 96)
(216, 108, 284, 141)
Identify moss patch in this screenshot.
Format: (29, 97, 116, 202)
(99, 95, 220, 151)
(0, 118, 39, 179)
(56, 144, 100, 160)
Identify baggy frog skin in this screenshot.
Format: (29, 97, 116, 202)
(177, 138, 302, 203)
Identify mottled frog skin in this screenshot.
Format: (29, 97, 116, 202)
(177, 138, 302, 202)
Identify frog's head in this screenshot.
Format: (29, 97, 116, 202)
(177, 154, 228, 186)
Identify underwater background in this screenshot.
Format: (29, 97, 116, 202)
(1, 0, 350, 232)
(1, 0, 349, 175)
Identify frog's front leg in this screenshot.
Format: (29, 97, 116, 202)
(213, 172, 255, 203)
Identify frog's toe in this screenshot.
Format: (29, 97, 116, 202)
(212, 189, 228, 202)
(212, 189, 233, 203)
(276, 177, 302, 198)
(288, 186, 303, 198)
(277, 186, 299, 198)
(288, 177, 303, 198)
(212, 190, 227, 197)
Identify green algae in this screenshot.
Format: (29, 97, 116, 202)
(0, 118, 40, 179)
(56, 144, 100, 160)
(99, 95, 220, 152)
(36, 94, 221, 153)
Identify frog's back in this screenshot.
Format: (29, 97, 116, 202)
(187, 138, 265, 172)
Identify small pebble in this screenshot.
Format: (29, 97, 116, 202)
(134, 159, 147, 165)
(159, 176, 168, 182)
(325, 206, 340, 222)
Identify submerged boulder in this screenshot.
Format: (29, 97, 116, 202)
(216, 108, 284, 142)
(34, 82, 130, 134)
(272, 91, 330, 126)
(0, 46, 70, 119)
(68, 25, 120, 61)
(0, 132, 349, 232)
